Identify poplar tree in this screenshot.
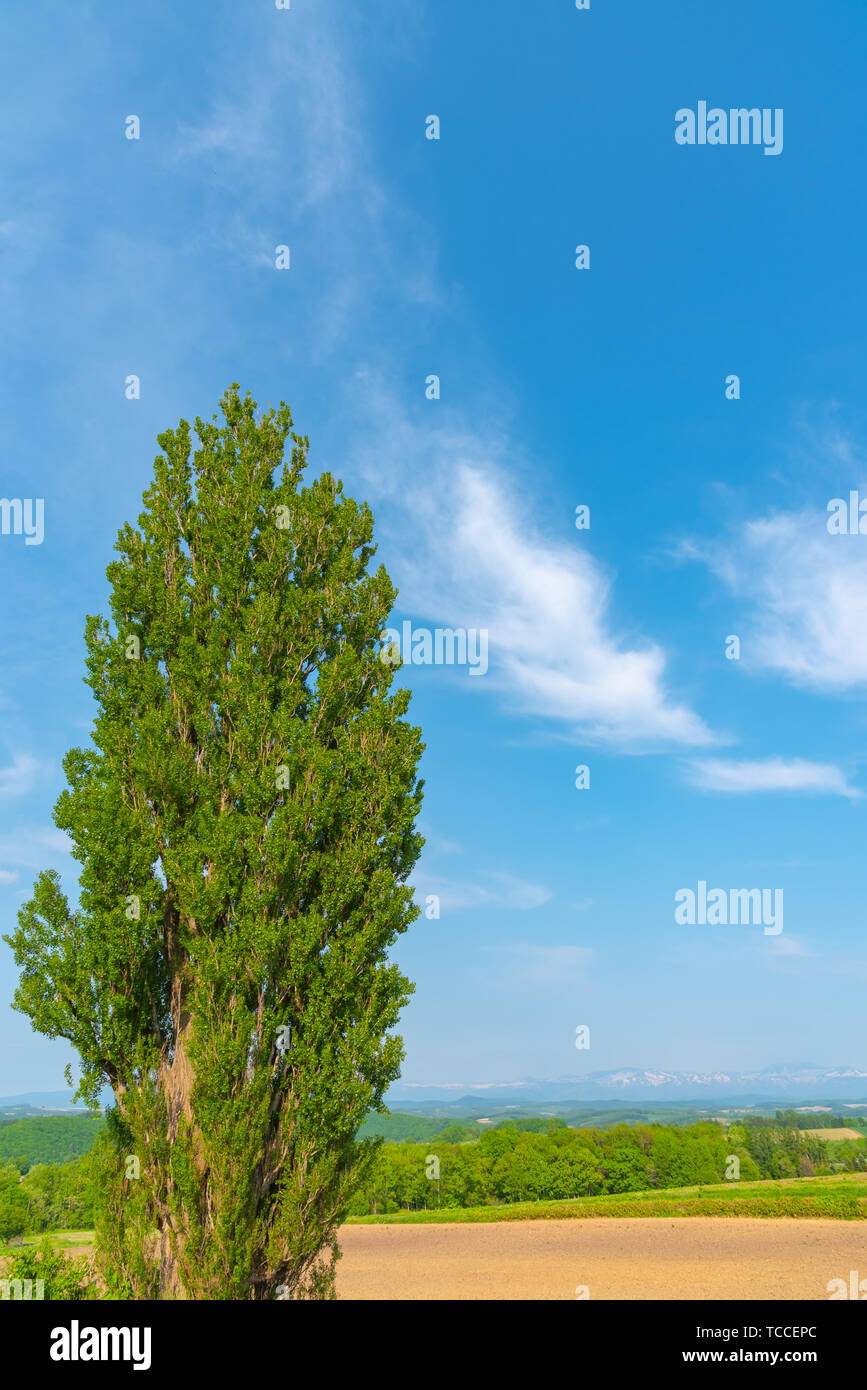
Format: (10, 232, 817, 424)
(4, 386, 424, 1299)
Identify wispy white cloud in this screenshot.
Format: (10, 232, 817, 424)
(765, 935, 813, 959)
(167, 15, 716, 754)
(173, 33, 363, 215)
(413, 871, 551, 913)
(762, 933, 815, 975)
(828, 955, 867, 981)
(417, 824, 463, 855)
(680, 503, 867, 693)
(0, 826, 70, 869)
(352, 389, 717, 749)
(687, 757, 861, 799)
(488, 943, 595, 991)
(170, 12, 436, 353)
(168, 10, 718, 757)
(0, 754, 41, 800)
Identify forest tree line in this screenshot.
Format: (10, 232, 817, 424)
(346, 1116, 867, 1214)
(0, 1114, 104, 1172)
(0, 1154, 95, 1240)
(1, 1111, 866, 1236)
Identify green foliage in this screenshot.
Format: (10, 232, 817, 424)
(356, 1113, 462, 1144)
(1, 1239, 97, 1300)
(0, 1160, 28, 1242)
(4, 387, 424, 1299)
(18, 1154, 96, 1232)
(433, 1123, 480, 1144)
(729, 1147, 762, 1181)
(0, 1115, 104, 1173)
(356, 1112, 569, 1145)
(491, 1117, 567, 1135)
(773, 1109, 867, 1131)
(740, 1116, 835, 1178)
(820, 1137, 867, 1169)
(350, 1179, 867, 1225)
(347, 1115, 859, 1214)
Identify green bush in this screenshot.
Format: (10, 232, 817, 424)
(1, 1239, 97, 1300)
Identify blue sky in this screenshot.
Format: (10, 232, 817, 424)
(1, 0, 866, 1095)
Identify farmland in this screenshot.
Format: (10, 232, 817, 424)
(336, 1214, 865, 1301)
(3, 1174, 865, 1300)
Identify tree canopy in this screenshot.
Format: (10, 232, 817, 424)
(4, 386, 425, 1298)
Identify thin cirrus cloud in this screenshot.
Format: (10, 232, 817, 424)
(169, 17, 719, 755)
(687, 757, 861, 799)
(488, 943, 595, 991)
(417, 825, 463, 856)
(170, 9, 436, 354)
(681, 506, 867, 692)
(755, 934, 814, 977)
(172, 8, 375, 210)
(167, 8, 717, 755)
(763, 935, 838, 982)
(0, 754, 41, 800)
(413, 872, 551, 914)
(0, 827, 71, 871)
(352, 392, 718, 750)
(447, 466, 715, 748)
(765, 935, 813, 959)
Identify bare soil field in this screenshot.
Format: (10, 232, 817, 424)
(802, 1128, 863, 1141)
(336, 1217, 865, 1300)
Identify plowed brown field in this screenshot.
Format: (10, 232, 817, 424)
(336, 1217, 865, 1300)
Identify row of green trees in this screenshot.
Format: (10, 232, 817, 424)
(747, 1110, 867, 1132)
(3, 1116, 866, 1237)
(0, 1115, 105, 1173)
(346, 1119, 867, 1214)
(0, 1156, 95, 1241)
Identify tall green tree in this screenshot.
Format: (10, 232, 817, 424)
(4, 386, 424, 1299)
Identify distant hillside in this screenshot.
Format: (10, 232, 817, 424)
(357, 1113, 454, 1144)
(358, 1112, 570, 1144)
(0, 1113, 105, 1172)
(387, 1064, 867, 1106)
(0, 1090, 108, 1120)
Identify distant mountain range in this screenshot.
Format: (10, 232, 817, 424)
(386, 1065, 867, 1105)
(6, 1065, 867, 1117)
(0, 1090, 101, 1116)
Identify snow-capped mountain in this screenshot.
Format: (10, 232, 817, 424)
(387, 1064, 867, 1104)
